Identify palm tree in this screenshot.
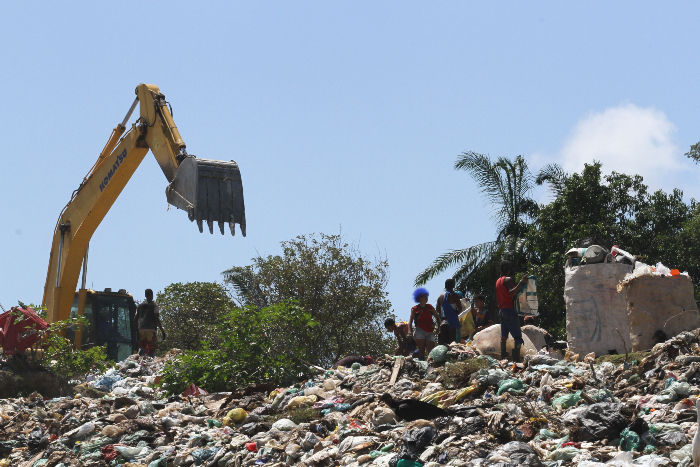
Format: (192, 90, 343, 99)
(535, 163, 567, 197)
(414, 152, 538, 296)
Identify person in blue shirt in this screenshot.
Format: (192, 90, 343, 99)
(436, 279, 463, 345)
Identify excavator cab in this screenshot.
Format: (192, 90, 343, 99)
(65, 289, 137, 362)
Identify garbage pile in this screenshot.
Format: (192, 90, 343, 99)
(5, 332, 700, 467)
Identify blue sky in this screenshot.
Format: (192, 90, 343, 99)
(2, 3, 700, 322)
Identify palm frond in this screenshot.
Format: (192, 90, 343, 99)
(536, 163, 567, 197)
(222, 266, 268, 308)
(414, 241, 497, 286)
(454, 152, 509, 217)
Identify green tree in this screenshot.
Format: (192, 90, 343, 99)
(527, 162, 696, 336)
(223, 233, 394, 367)
(160, 301, 317, 393)
(156, 282, 232, 352)
(415, 152, 538, 313)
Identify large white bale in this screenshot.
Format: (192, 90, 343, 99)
(565, 262, 633, 356)
(620, 275, 700, 351)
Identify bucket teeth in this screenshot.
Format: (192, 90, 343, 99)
(166, 156, 246, 236)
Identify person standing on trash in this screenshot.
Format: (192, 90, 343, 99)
(133, 289, 166, 357)
(469, 294, 493, 339)
(409, 288, 441, 360)
(384, 318, 417, 356)
(436, 279, 464, 345)
(521, 316, 554, 351)
(496, 261, 528, 362)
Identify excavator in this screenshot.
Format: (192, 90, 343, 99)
(40, 84, 246, 361)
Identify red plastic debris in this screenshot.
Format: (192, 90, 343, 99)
(101, 444, 119, 462)
(183, 384, 209, 397)
(246, 442, 258, 452)
(561, 442, 582, 448)
(0, 307, 48, 356)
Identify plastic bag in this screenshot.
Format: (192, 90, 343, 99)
(486, 441, 542, 466)
(286, 395, 317, 409)
(101, 425, 125, 438)
(401, 426, 436, 453)
(419, 382, 444, 399)
(192, 447, 219, 464)
(648, 423, 682, 434)
(540, 373, 553, 388)
(547, 447, 580, 461)
(620, 428, 641, 451)
(272, 418, 297, 431)
(371, 407, 397, 426)
(396, 460, 422, 467)
(114, 445, 144, 459)
(656, 382, 690, 403)
(301, 432, 319, 451)
(139, 400, 155, 415)
(339, 436, 377, 454)
(428, 345, 449, 363)
(670, 444, 692, 463)
(183, 384, 209, 397)
(223, 408, 247, 426)
(70, 421, 95, 439)
(537, 429, 558, 440)
(497, 379, 526, 396)
(576, 403, 627, 442)
(475, 368, 510, 387)
(553, 391, 581, 410)
(304, 386, 329, 399)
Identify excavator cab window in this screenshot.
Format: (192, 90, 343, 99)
(67, 292, 137, 361)
(66, 295, 94, 347)
(94, 295, 134, 361)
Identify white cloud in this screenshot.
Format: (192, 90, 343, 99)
(559, 103, 680, 179)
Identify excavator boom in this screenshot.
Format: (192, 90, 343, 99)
(43, 84, 246, 324)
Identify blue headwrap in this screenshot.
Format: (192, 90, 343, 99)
(413, 288, 429, 303)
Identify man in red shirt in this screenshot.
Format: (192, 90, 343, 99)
(496, 261, 528, 362)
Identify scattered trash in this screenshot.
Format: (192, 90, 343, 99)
(4, 327, 700, 466)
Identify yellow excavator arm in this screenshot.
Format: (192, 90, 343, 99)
(42, 84, 246, 324)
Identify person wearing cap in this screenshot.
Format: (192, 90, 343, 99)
(384, 318, 417, 356)
(333, 355, 374, 369)
(521, 316, 554, 351)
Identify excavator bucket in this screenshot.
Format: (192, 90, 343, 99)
(165, 156, 246, 236)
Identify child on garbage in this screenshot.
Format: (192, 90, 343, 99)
(409, 288, 441, 360)
(384, 318, 417, 356)
(471, 294, 493, 336)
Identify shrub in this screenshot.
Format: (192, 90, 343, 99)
(223, 233, 394, 367)
(156, 282, 233, 352)
(6, 306, 108, 382)
(160, 301, 317, 394)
